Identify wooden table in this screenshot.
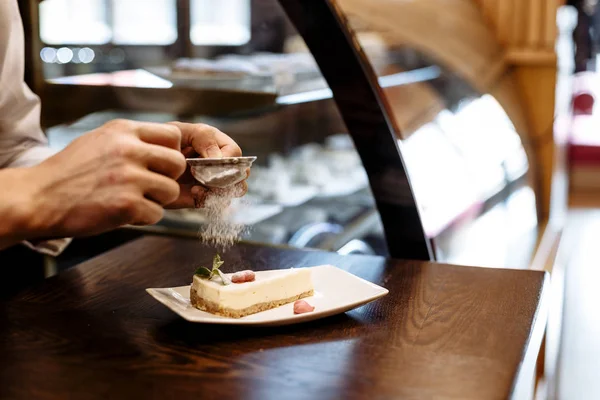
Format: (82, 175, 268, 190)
(0, 236, 548, 400)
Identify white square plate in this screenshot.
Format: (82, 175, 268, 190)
(146, 265, 388, 326)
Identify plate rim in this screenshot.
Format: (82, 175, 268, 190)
(146, 265, 389, 326)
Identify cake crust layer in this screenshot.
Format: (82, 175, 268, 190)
(190, 288, 314, 318)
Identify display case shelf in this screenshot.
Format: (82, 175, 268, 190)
(37, 0, 540, 266)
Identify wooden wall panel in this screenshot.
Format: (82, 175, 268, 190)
(474, 0, 562, 62)
(338, 0, 506, 93)
(336, 0, 562, 220)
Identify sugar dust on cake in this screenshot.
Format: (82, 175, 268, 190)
(190, 260, 313, 318)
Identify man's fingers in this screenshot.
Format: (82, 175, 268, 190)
(209, 181, 247, 198)
(180, 122, 224, 158)
(165, 184, 209, 209)
(231, 181, 248, 198)
(169, 122, 242, 158)
(133, 121, 182, 150)
(140, 143, 186, 180)
(166, 181, 247, 210)
(181, 147, 196, 158)
(176, 164, 196, 184)
(132, 169, 181, 206)
(130, 198, 165, 226)
(220, 142, 243, 158)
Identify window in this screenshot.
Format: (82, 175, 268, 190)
(40, 0, 111, 45)
(112, 0, 177, 45)
(40, 0, 178, 46)
(40, 0, 251, 47)
(190, 0, 251, 46)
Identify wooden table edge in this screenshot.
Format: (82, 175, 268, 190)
(510, 271, 551, 399)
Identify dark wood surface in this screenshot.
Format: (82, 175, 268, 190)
(0, 236, 548, 400)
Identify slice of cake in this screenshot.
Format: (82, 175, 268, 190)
(190, 255, 313, 318)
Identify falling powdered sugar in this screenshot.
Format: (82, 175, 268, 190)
(198, 185, 247, 251)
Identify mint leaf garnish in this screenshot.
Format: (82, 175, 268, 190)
(194, 254, 229, 285)
(213, 254, 224, 270)
(194, 267, 212, 278)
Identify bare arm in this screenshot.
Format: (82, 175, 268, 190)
(0, 167, 36, 250)
(0, 2, 247, 253)
(0, 1, 72, 254)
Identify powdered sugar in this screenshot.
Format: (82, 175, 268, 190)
(198, 184, 247, 251)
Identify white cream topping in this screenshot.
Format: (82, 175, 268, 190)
(192, 268, 313, 310)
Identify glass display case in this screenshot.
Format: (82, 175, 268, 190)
(37, 0, 539, 268)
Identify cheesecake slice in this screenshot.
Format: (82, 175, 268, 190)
(190, 268, 314, 318)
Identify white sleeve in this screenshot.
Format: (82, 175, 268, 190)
(1, 1, 70, 256)
(0, 1, 57, 169)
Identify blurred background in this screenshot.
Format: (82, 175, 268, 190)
(15, 0, 600, 398)
(23, 0, 540, 269)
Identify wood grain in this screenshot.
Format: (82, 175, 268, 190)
(0, 236, 548, 400)
(473, 0, 559, 53)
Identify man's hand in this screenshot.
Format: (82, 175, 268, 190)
(19, 119, 187, 239)
(165, 122, 248, 209)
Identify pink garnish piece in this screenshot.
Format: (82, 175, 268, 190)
(293, 300, 315, 314)
(231, 270, 256, 284)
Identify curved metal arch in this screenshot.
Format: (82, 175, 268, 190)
(278, 0, 433, 260)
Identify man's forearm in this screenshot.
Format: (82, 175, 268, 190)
(0, 167, 35, 251)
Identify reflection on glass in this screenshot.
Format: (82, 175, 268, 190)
(401, 122, 480, 238)
(40, 47, 57, 63)
(40, 0, 110, 45)
(190, 0, 251, 45)
(439, 186, 538, 269)
(55, 47, 74, 64)
(112, 0, 177, 45)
